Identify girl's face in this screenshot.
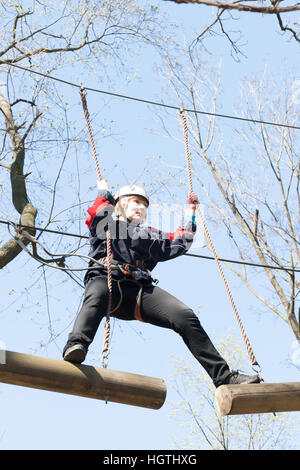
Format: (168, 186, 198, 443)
(125, 196, 148, 224)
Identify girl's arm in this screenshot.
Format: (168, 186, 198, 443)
(85, 180, 115, 237)
(153, 192, 199, 261)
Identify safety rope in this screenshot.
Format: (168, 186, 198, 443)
(179, 109, 260, 370)
(80, 87, 112, 368)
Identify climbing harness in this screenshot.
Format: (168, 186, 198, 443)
(90, 257, 159, 284)
(179, 109, 262, 376)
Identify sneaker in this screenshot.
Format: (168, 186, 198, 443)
(224, 370, 261, 385)
(63, 344, 86, 364)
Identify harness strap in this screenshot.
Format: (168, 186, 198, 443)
(106, 276, 144, 323)
(134, 286, 144, 323)
(93, 257, 159, 284)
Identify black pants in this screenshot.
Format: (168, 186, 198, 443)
(63, 275, 231, 387)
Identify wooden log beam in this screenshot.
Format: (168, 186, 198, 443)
(215, 382, 300, 415)
(0, 350, 167, 410)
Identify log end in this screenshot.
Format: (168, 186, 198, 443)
(215, 385, 233, 416)
(215, 382, 300, 416)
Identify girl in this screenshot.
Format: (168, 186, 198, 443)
(63, 180, 260, 387)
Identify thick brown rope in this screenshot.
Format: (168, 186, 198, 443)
(101, 231, 113, 368)
(180, 109, 259, 368)
(80, 87, 112, 368)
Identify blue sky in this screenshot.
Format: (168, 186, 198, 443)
(0, 1, 299, 450)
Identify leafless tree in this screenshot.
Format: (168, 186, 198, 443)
(0, 0, 163, 270)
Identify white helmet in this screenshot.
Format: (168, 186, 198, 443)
(114, 185, 149, 206)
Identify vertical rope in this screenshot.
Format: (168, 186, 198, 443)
(80, 87, 112, 368)
(80, 89, 103, 181)
(179, 109, 259, 368)
(101, 229, 113, 368)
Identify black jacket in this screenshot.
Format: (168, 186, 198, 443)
(84, 189, 196, 284)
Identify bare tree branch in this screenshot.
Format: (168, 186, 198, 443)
(276, 12, 300, 42)
(165, 0, 300, 56)
(165, 0, 300, 14)
(0, 89, 38, 268)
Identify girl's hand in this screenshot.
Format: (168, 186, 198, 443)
(187, 191, 199, 210)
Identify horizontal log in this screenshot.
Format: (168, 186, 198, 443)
(215, 382, 300, 415)
(0, 350, 167, 410)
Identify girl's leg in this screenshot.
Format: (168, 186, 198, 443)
(63, 276, 121, 354)
(140, 284, 231, 387)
